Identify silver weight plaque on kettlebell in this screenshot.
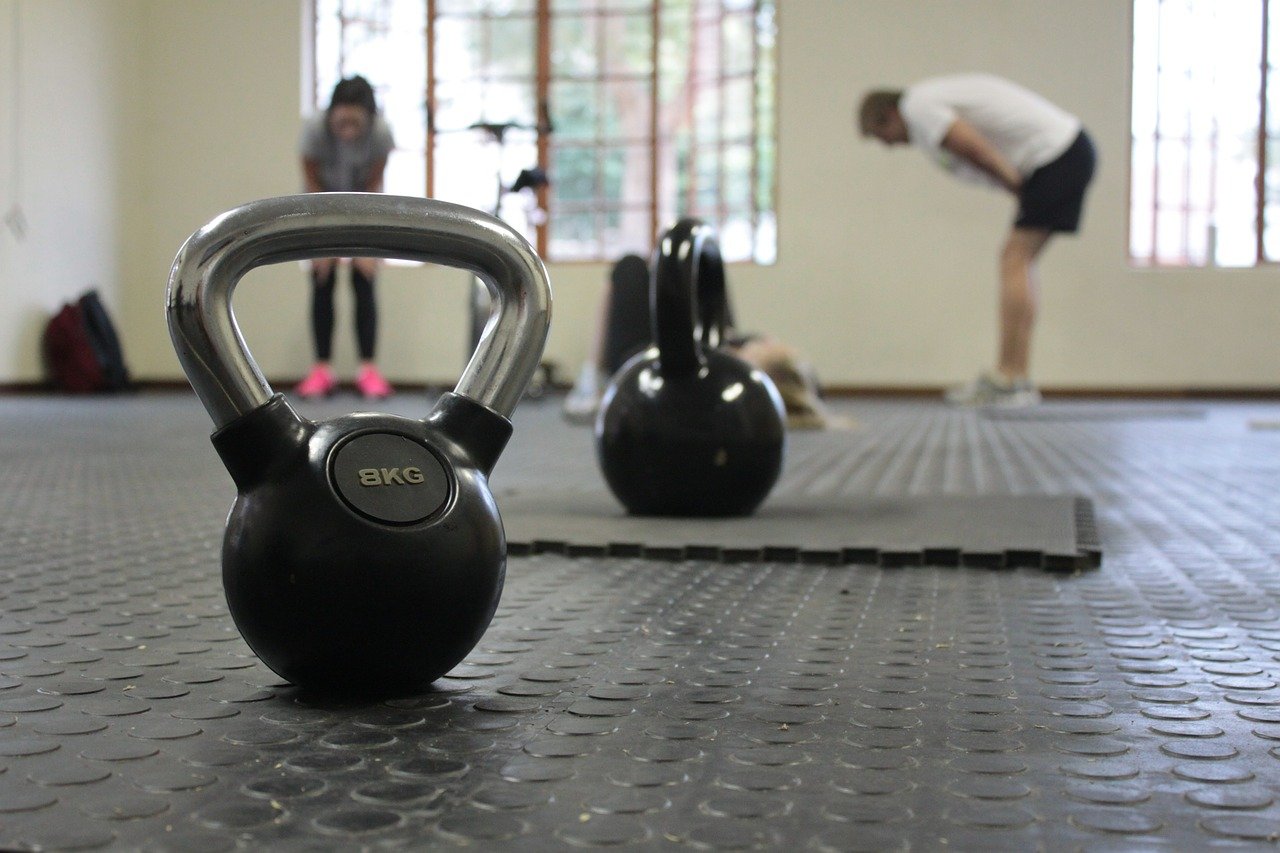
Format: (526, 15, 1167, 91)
(330, 433, 451, 524)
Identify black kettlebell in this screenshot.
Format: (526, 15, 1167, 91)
(166, 193, 551, 695)
(595, 219, 785, 516)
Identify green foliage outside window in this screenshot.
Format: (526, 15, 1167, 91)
(313, 0, 776, 263)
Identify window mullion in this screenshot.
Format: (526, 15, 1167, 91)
(337, 2, 347, 78)
(1209, 10, 1219, 265)
(595, 6, 605, 260)
(425, 0, 436, 199)
(717, 2, 727, 232)
(1150, 0, 1162, 265)
(749, 0, 761, 260)
(1182, 63, 1191, 263)
(536, 0, 550, 258)
(686, 0, 698, 217)
(650, 1, 660, 250)
(1258, 0, 1270, 263)
(306, 0, 319, 109)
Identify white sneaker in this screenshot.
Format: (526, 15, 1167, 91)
(562, 362, 602, 425)
(946, 371, 1041, 408)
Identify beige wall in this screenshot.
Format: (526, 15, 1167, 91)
(3, 0, 1278, 390)
(0, 0, 135, 382)
(749, 0, 1279, 389)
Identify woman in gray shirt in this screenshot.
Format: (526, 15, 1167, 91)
(296, 76, 396, 399)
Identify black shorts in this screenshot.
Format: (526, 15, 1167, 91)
(1016, 130, 1096, 234)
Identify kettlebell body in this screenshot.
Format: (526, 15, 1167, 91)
(167, 194, 551, 695)
(598, 347, 786, 516)
(596, 219, 785, 517)
(215, 394, 509, 694)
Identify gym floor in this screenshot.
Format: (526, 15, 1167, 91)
(2, 392, 1280, 851)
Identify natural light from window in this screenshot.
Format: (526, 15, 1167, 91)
(1130, 0, 1276, 267)
(308, 0, 777, 265)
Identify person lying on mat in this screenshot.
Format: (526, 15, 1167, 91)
(563, 255, 838, 430)
(858, 73, 1096, 408)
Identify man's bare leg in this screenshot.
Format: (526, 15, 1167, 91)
(997, 227, 1053, 383)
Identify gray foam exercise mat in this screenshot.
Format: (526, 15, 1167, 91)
(498, 490, 1101, 570)
(981, 403, 1206, 421)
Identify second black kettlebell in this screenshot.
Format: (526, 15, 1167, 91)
(595, 219, 785, 517)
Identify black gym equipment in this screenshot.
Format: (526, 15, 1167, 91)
(595, 219, 786, 517)
(166, 193, 552, 696)
(454, 115, 553, 356)
(499, 491, 1100, 570)
(601, 254, 654, 377)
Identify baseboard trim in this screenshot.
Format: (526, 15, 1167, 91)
(4, 380, 1279, 401)
(818, 385, 1280, 400)
(0, 379, 456, 397)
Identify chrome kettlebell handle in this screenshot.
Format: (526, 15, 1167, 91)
(166, 193, 552, 428)
(652, 218, 729, 378)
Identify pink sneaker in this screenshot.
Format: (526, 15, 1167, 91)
(356, 365, 393, 399)
(295, 364, 336, 399)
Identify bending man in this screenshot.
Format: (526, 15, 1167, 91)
(859, 73, 1096, 406)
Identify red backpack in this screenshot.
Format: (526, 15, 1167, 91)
(43, 291, 130, 393)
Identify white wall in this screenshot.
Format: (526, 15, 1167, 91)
(5, 0, 1279, 390)
(0, 0, 136, 383)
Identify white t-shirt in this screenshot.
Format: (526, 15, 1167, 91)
(900, 74, 1080, 186)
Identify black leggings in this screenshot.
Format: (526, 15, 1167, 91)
(311, 265, 377, 361)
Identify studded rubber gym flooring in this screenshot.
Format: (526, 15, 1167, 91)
(1, 392, 1279, 851)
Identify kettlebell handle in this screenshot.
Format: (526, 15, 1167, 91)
(652, 218, 730, 378)
(167, 193, 552, 428)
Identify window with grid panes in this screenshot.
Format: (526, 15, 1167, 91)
(1131, 0, 1280, 266)
(309, 0, 776, 264)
